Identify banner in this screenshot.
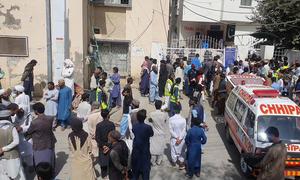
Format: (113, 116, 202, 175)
(224, 47, 236, 68)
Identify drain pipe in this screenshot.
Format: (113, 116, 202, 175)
(46, 0, 53, 82)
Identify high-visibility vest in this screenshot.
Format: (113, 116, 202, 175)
(170, 84, 180, 103)
(95, 88, 102, 102)
(164, 79, 173, 97)
(101, 101, 108, 110)
(282, 65, 289, 70)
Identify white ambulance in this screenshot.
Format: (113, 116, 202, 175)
(226, 74, 265, 94)
(225, 85, 300, 177)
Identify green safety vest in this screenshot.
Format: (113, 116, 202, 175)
(170, 84, 179, 103)
(96, 88, 102, 102)
(101, 101, 108, 110)
(164, 79, 173, 97)
(282, 65, 289, 70)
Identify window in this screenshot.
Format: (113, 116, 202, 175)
(227, 93, 238, 111)
(0, 36, 28, 57)
(234, 99, 247, 122)
(244, 110, 255, 138)
(240, 0, 252, 6)
(98, 40, 130, 76)
(91, 0, 132, 7)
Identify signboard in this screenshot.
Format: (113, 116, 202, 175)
(224, 47, 236, 68)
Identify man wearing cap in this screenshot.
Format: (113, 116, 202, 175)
(21, 59, 37, 101)
(169, 103, 186, 170)
(8, 103, 34, 171)
(14, 85, 30, 115)
(0, 109, 26, 180)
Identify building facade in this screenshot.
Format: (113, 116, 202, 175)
(0, 0, 169, 91)
(170, 0, 258, 60)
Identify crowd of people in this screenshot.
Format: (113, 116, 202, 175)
(0, 51, 298, 180)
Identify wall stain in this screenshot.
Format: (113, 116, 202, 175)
(0, 3, 21, 30)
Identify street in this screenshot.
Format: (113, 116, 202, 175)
(32, 84, 247, 180)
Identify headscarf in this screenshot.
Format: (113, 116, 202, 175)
(14, 85, 25, 92)
(68, 117, 88, 150)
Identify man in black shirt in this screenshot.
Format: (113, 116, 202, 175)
(95, 110, 115, 179)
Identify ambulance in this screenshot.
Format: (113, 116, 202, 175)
(226, 75, 265, 94)
(225, 85, 300, 177)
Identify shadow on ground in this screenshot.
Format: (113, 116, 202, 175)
(55, 151, 69, 177)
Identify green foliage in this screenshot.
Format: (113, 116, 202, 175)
(252, 0, 300, 49)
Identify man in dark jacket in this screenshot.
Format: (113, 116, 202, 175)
(131, 109, 154, 180)
(21, 59, 37, 101)
(25, 102, 56, 177)
(108, 130, 129, 180)
(95, 109, 115, 179)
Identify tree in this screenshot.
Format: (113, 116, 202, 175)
(252, 0, 300, 49)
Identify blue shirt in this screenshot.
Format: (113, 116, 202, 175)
(271, 82, 281, 91)
(191, 57, 201, 70)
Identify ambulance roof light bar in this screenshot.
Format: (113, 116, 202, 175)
(252, 90, 279, 97)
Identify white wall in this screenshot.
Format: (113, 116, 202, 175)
(182, 0, 222, 22)
(222, 0, 256, 22)
(234, 25, 257, 60)
(182, 0, 256, 23)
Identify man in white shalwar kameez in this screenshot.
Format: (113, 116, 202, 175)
(77, 93, 91, 132)
(0, 110, 26, 180)
(147, 100, 168, 166)
(14, 85, 30, 115)
(43, 82, 59, 117)
(169, 104, 186, 170)
(8, 103, 34, 169)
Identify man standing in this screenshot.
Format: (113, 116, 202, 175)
(76, 93, 91, 131)
(257, 127, 287, 180)
(169, 104, 186, 170)
(87, 102, 102, 159)
(43, 82, 59, 117)
(57, 79, 72, 130)
(147, 100, 168, 166)
(185, 120, 207, 178)
(191, 54, 201, 70)
(120, 77, 133, 137)
(161, 74, 174, 111)
(89, 67, 102, 104)
(158, 60, 168, 97)
(0, 110, 26, 180)
(21, 59, 37, 101)
(169, 78, 181, 117)
(149, 66, 159, 104)
(131, 109, 154, 180)
(95, 110, 116, 179)
(25, 103, 56, 178)
(107, 130, 129, 180)
(14, 85, 30, 115)
(8, 103, 34, 171)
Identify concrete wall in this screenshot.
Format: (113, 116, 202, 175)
(66, 0, 89, 88)
(222, 0, 257, 22)
(127, 0, 169, 77)
(91, 0, 170, 78)
(182, 0, 222, 22)
(182, 0, 256, 23)
(0, 1, 48, 90)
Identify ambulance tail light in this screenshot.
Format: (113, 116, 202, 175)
(253, 90, 279, 97)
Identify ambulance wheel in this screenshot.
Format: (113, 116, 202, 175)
(225, 125, 233, 144)
(240, 156, 251, 177)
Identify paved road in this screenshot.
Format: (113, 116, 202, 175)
(26, 85, 247, 180)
